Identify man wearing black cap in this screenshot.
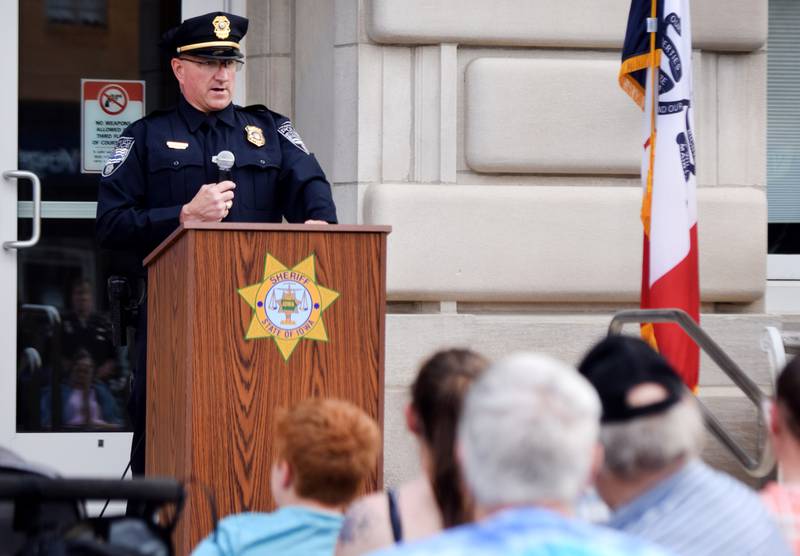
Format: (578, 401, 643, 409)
(96, 12, 338, 477)
(578, 336, 789, 556)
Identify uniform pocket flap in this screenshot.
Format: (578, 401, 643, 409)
(234, 149, 280, 169)
(147, 147, 204, 172)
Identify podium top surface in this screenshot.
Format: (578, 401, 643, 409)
(144, 222, 392, 267)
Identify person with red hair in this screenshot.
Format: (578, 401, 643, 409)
(193, 398, 380, 556)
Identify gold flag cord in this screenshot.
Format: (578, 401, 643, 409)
(641, 0, 660, 352)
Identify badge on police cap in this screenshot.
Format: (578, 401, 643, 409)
(245, 125, 266, 147)
(213, 15, 231, 39)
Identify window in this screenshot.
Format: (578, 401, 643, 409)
(768, 0, 800, 252)
(46, 0, 108, 26)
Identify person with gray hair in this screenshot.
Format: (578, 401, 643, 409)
(369, 353, 670, 556)
(578, 335, 790, 556)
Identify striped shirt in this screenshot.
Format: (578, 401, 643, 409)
(761, 482, 800, 554)
(369, 506, 671, 556)
(608, 460, 791, 555)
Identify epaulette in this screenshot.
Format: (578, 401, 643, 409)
(240, 104, 270, 113)
(142, 107, 174, 120)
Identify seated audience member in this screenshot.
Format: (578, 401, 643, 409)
(41, 348, 123, 428)
(763, 355, 800, 553)
(193, 398, 380, 556)
(578, 335, 790, 556)
(61, 278, 117, 382)
(336, 349, 489, 556)
(370, 353, 670, 556)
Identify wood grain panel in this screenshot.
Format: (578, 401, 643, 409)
(146, 233, 194, 552)
(146, 225, 389, 554)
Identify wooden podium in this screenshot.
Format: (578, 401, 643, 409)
(142, 223, 390, 554)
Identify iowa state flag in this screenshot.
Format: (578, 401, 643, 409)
(620, 0, 700, 389)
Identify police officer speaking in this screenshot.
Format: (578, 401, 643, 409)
(96, 11, 338, 476)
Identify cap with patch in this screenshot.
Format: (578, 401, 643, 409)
(577, 335, 687, 423)
(161, 12, 248, 60)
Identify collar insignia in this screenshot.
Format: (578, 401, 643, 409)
(213, 15, 231, 40)
(245, 125, 266, 147)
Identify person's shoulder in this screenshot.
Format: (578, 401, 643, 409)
(137, 106, 177, 127)
(348, 490, 393, 516)
(573, 520, 673, 556)
(365, 525, 476, 556)
(238, 105, 305, 138)
(239, 103, 284, 118)
(761, 480, 800, 509)
(701, 461, 774, 512)
(237, 103, 279, 124)
(335, 492, 394, 556)
(217, 511, 276, 530)
(114, 107, 175, 139)
(191, 511, 276, 554)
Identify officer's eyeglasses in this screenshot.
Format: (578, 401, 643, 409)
(179, 57, 244, 73)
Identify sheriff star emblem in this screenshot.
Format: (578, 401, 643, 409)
(213, 15, 231, 39)
(245, 125, 265, 147)
(238, 253, 339, 361)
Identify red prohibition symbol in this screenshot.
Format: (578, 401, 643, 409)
(98, 84, 129, 116)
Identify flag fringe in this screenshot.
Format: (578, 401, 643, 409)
(618, 53, 651, 109)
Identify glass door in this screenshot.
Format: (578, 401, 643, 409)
(0, 0, 179, 476)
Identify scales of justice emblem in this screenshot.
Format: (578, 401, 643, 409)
(238, 253, 339, 360)
(269, 283, 311, 326)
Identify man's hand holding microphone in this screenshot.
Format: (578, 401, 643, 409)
(180, 151, 236, 223)
(179, 149, 329, 224)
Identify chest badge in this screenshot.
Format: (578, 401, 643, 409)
(213, 15, 231, 39)
(245, 125, 266, 147)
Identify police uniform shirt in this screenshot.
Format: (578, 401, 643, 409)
(61, 312, 116, 367)
(96, 95, 338, 259)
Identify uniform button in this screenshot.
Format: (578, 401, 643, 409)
(173, 160, 179, 166)
(259, 159, 266, 165)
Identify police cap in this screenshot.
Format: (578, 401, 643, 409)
(161, 12, 248, 60)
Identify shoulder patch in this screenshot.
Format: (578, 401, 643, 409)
(277, 121, 309, 154)
(101, 137, 135, 177)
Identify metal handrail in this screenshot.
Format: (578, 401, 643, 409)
(608, 309, 775, 478)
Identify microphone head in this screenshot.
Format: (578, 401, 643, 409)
(212, 150, 235, 171)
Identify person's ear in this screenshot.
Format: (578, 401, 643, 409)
(279, 460, 293, 489)
(588, 442, 605, 487)
(769, 400, 781, 436)
(170, 57, 184, 84)
(404, 404, 420, 435)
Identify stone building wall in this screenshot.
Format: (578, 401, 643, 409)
(247, 0, 771, 485)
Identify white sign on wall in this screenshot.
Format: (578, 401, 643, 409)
(81, 79, 145, 173)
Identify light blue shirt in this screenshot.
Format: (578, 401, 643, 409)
(369, 505, 671, 556)
(192, 506, 344, 556)
(608, 460, 791, 556)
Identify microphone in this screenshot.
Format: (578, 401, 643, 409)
(212, 150, 235, 221)
(211, 150, 235, 182)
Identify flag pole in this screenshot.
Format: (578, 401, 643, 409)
(641, 0, 660, 349)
